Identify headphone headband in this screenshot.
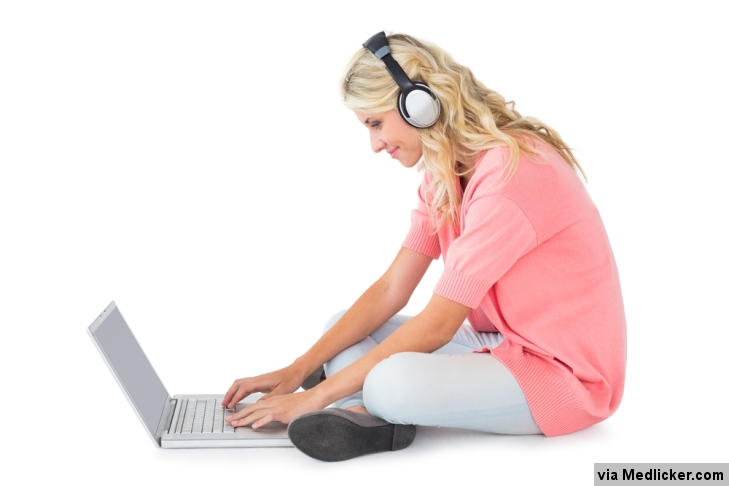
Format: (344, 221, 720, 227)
(363, 32, 416, 96)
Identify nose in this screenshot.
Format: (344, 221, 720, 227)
(370, 131, 386, 153)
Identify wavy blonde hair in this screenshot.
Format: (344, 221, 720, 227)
(341, 32, 586, 230)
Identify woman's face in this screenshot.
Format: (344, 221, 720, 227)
(354, 109, 422, 168)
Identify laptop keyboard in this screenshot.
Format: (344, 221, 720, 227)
(171, 398, 241, 434)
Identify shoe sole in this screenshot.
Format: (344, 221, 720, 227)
(288, 411, 416, 462)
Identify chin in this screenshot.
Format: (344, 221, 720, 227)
(399, 157, 420, 169)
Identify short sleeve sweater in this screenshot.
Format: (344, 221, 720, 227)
(402, 143, 626, 436)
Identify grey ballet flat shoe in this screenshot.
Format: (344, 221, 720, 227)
(300, 365, 325, 390)
(287, 408, 416, 462)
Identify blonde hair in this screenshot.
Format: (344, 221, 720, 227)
(341, 33, 586, 231)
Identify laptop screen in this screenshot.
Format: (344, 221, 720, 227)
(88, 303, 170, 439)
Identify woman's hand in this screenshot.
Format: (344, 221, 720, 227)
(221, 364, 306, 409)
(225, 389, 327, 429)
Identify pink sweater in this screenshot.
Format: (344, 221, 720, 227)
(402, 143, 626, 436)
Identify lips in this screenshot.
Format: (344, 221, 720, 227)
(388, 148, 399, 158)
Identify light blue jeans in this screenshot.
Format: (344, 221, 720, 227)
(323, 310, 542, 435)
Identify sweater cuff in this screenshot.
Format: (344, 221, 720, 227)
(403, 223, 441, 259)
(434, 267, 490, 308)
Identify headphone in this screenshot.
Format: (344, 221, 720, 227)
(362, 32, 441, 129)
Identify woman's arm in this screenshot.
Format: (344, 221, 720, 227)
(222, 247, 433, 408)
(292, 247, 434, 383)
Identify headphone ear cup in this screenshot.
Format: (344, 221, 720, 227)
(397, 91, 411, 126)
(399, 83, 440, 128)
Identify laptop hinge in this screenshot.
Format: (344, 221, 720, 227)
(164, 399, 177, 433)
(154, 397, 177, 445)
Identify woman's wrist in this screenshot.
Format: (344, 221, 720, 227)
(308, 376, 340, 408)
(291, 355, 320, 384)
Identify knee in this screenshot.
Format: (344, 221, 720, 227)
(363, 352, 419, 423)
(322, 309, 348, 335)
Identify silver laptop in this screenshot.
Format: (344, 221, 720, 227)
(87, 301, 293, 449)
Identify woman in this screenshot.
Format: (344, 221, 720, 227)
(222, 32, 626, 462)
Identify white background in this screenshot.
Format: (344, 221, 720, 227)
(1, 1, 727, 483)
